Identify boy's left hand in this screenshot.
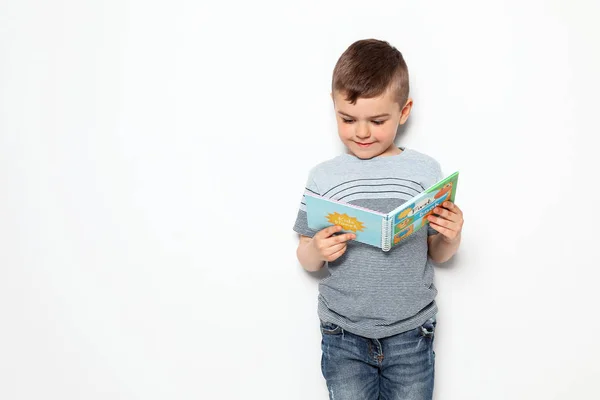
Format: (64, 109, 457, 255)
(427, 201, 464, 243)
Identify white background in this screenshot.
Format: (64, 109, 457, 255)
(1, 1, 599, 399)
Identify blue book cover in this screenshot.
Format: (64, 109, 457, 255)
(304, 195, 386, 248)
(305, 171, 459, 251)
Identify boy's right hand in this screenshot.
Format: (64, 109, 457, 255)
(311, 225, 356, 262)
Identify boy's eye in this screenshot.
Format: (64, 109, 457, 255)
(341, 118, 386, 125)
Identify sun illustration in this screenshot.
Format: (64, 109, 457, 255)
(326, 213, 365, 233)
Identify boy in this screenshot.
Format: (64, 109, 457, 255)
(293, 39, 464, 400)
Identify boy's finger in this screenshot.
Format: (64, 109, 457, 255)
(429, 215, 460, 229)
(326, 245, 347, 262)
(432, 207, 460, 223)
(327, 242, 347, 255)
(318, 225, 342, 238)
(428, 222, 450, 236)
(340, 233, 356, 242)
(430, 222, 461, 243)
(329, 232, 356, 245)
(443, 201, 462, 215)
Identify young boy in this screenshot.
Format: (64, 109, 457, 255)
(293, 39, 464, 400)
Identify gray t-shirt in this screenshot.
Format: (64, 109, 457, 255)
(293, 148, 443, 339)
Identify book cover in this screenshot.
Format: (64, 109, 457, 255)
(304, 194, 386, 248)
(389, 171, 459, 246)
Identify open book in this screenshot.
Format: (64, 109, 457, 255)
(305, 171, 459, 251)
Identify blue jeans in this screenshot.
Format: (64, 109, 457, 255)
(320, 317, 436, 400)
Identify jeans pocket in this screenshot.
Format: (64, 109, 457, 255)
(320, 320, 343, 335)
(418, 316, 437, 338)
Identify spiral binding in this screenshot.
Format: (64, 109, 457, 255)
(381, 216, 392, 252)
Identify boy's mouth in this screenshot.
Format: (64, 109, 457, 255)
(355, 141, 374, 148)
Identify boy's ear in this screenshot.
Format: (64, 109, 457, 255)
(399, 98, 413, 125)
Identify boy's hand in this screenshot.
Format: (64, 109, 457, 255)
(427, 201, 464, 243)
(312, 225, 356, 262)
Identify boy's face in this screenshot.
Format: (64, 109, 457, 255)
(332, 87, 412, 159)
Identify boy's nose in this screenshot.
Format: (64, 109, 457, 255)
(355, 123, 370, 139)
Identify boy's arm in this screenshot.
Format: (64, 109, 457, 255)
(294, 168, 353, 271)
(297, 235, 326, 272)
(427, 234, 461, 263)
(426, 201, 464, 263)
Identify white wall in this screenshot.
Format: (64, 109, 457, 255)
(1, 1, 599, 399)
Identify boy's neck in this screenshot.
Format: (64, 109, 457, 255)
(383, 145, 403, 157)
(347, 144, 403, 159)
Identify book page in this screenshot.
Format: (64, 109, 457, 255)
(390, 172, 460, 245)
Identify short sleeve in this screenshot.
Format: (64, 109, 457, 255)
(292, 168, 320, 238)
(427, 160, 444, 236)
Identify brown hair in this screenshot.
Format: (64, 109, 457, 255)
(332, 39, 409, 107)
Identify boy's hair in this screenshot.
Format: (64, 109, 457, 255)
(332, 39, 409, 107)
